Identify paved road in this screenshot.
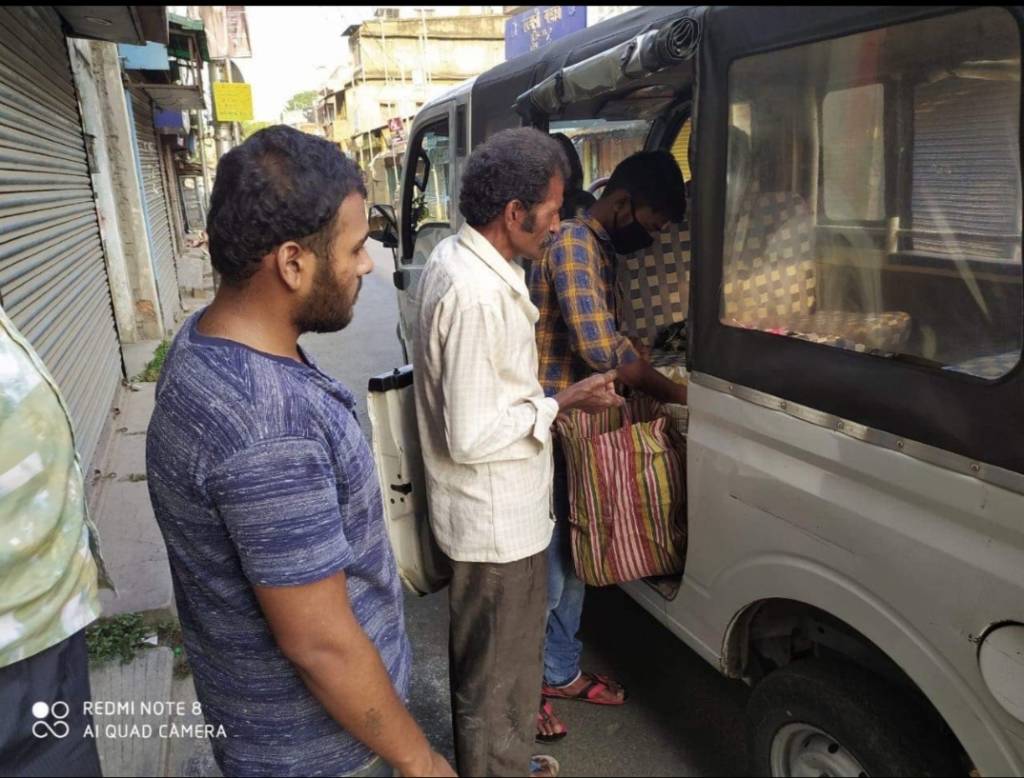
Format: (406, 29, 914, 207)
(300, 241, 407, 431)
(301, 240, 751, 777)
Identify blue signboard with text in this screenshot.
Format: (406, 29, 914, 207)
(505, 6, 587, 61)
(154, 109, 188, 135)
(117, 41, 170, 71)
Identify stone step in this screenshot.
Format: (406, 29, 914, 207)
(122, 340, 164, 383)
(89, 647, 174, 777)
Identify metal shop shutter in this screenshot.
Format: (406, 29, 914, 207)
(911, 77, 1022, 262)
(129, 86, 180, 331)
(0, 6, 123, 470)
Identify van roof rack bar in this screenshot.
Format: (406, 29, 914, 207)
(514, 10, 702, 119)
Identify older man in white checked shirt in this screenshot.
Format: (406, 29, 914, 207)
(413, 127, 623, 778)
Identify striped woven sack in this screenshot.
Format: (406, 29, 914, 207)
(555, 395, 686, 587)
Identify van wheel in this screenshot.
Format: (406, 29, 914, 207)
(747, 658, 962, 777)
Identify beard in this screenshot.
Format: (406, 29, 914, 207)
(294, 258, 360, 334)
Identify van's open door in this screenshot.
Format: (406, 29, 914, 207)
(393, 101, 456, 362)
(392, 85, 471, 361)
(367, 365, 451, 595)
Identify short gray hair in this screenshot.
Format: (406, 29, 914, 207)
(458, 127, 570, 228)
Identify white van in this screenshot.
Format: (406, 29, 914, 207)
(366, 6, 1024, 776)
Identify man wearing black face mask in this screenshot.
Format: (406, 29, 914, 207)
(528, 150, 688, 743)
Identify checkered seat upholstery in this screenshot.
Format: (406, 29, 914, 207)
(724, 190, 818, 322)
(723, 190, 912, 354)
(617, 224, 692, 346)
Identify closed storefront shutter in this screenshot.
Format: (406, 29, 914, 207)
(0, 6, 123, 469)
(129, 86, 180, 331)
(912, 77, 1022, 262)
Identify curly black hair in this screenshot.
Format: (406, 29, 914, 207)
(603, 150, 687, 222)
(458, 127, 569, 228)
(207, 125, 367, 286)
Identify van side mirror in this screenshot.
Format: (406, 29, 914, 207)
(414, 151, 431, 191)
(369, 204, 399, 249)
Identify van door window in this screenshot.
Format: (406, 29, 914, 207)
(414, 121, 450, 229)
(402, 118, 451, 260)
(721, 7, 1022, 379)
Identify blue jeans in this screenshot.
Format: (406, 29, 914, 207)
(544, 441, 587, 687)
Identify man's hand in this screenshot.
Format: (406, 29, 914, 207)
(554, 370, 625, 414)
(665, 380, 688, 406)
(618, 358, 689, 407)
(397, 749, 457, 778)
(255, 573, 450, 777)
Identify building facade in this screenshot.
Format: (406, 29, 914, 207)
(0, 5, 211, 473)
(316, 8, 506, 176)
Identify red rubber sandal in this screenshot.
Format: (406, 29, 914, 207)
(542, 671, 627, 705)
(536, 699, 568, 743)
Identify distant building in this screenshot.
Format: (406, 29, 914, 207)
(314, 65, 352, 148)
(0, 5, 213, 472)
(280, 108, 324, 138)
(316, 7, 506, 175)
(588, 6, 639, 25)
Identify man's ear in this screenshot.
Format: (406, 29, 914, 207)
(503, 199, 523, 231)
(273, 241, 309, 292)
(611, 189, 632, 216)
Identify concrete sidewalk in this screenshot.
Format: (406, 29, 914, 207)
(90, 379, 173, 619)
(86, 251, 220, 777)
(88, 242, 214, 617)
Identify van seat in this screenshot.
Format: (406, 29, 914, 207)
(724, 190, 912, 353)
(617, 223, 692, 346)
(724, 190, 817, 322)
(741, 310, 912, 353)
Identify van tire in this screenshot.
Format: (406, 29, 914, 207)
(746, 658, 963, 777)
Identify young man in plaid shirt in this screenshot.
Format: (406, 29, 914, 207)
(528, 150, 689, 741)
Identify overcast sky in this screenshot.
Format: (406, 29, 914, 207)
(236, 6, 379, 121)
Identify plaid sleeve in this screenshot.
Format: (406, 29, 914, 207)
(549, 227, 639, 372)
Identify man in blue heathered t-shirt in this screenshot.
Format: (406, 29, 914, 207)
(145, 126, 454, 778)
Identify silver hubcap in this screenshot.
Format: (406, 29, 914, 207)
(770, 723, 869, 777)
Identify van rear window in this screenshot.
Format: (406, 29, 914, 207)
(823, 84, 885, 222)
(720, 7, 1022, 379)
(549, 119, 650, 191)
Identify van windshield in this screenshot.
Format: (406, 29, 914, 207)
(721, 7, 1022, 379)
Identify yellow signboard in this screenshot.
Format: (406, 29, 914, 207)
(212, 82, 253, 122)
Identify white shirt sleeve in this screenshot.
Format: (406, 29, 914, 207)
(441, 301, 559, 465)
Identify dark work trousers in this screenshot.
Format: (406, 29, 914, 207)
(447, 550, 548, 777)
(0, 630, 102, 777)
